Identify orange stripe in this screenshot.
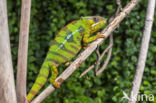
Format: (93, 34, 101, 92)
(36, 82, 44, 87)
(29, 90, 37, 96)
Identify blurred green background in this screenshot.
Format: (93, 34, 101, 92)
(7, 0, 155, 103)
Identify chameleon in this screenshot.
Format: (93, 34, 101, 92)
(27, 16, 107, 102)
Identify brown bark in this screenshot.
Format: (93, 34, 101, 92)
(0, 0, 17, 103)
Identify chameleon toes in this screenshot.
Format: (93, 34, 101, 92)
(51, 81, 60, 88)
(96, 32, 106, 39)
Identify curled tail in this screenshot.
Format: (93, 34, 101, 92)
(27, 62, 50, 102)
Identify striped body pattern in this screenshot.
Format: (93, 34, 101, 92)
(27, 16, 107, 102)
(47, 21, 85, 64)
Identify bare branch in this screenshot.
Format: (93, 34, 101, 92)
(80, 38, 113, 77)
(116, 0, 123, 12)
(0, 0, 17, 102)
(16, 0, 31, 103)
(99, 38, 113, 61)
(95, 45, 100, 73)
(96, 34, 113, 76)
(80, 65, 94, 78)
(128, 0, 155, 103)
(31, 0, 141, 102)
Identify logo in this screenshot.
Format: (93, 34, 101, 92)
(121, 91, 154, 102)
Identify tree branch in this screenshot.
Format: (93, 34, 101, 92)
(95, 45, 101, 73)
(0, 0, 17, 103)
(128, 0, 155, 102)
(31, 0, 141, 102)
(16, 0, 31, 103)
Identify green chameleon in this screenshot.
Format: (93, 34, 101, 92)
(27, 16, 107, 102)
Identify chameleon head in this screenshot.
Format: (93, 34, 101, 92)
(82, 16, 107, 33)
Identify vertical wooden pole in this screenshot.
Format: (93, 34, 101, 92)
(128, 0, 155, 102)
(16, 0, 31, 102)
(0, 0, 17, 103)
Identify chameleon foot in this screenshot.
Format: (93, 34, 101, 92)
(96, 32, 106, 39)
(51, 80, 60, 88)
(65, 62, 70, 66)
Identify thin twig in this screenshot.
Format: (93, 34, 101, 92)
(99, 39, 113, 61)
(116, 0, 123, 12)
(16, 0, 31, 103)
(96, 34, 113, 76)
(95, 45, 100, 73)
(31, 0, 141, 102)
(79, 65, 94, 78)
(128, 0, 155, 103)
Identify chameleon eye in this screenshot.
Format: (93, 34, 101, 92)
(93, 17, 100, 22)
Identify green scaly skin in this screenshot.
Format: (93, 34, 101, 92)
(27, 16, 107, 102)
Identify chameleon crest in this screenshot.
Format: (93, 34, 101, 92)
(27, 16, 107, 102)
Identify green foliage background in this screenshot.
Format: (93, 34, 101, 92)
(8, 0, 155, 103)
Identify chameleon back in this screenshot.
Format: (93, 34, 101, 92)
(45, 19, 88, 64)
